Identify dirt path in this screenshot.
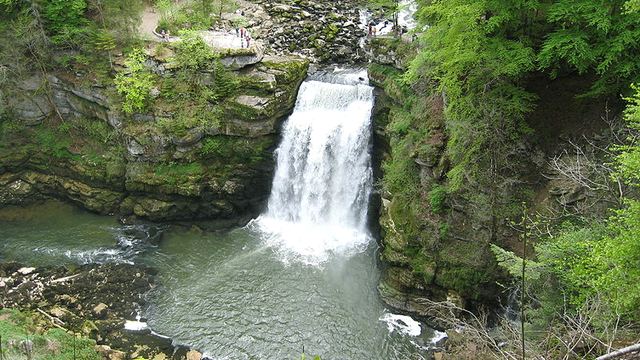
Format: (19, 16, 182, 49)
(139, 6, 162, 40)
(137, 2, 260, 50)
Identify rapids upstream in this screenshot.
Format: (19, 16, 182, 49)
(0, 68, 445, 359)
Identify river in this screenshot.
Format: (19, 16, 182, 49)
(0, 68, 442, 359)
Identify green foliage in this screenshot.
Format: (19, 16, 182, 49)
(88, 29, 116, 52)
(429, 184, 447, 213)
(155, 0, 174, 21)
(381, 144, 420, 198)
(87, 0, 145, 42)
(41, 0, 89, 47)
(155, 161, 203, 179)
(491, 84, 640, 335)
(491, 244, 544, 281)
(614, 84, 640, 184)
(159, 0, 219, 31)
(114, 48, 155, 114)
(201, 136, 269, 163)
(230, 16, 247, 28)
(409, 0, 537, 193)
(155, 35, 240, 138)
(175, 31, 217, 70)
(35, 125, 76, 159)
(79, 119, 115, 144)
(435, 259, 493, 300)
(588, 85, 640, 321)
(0, 309, 101, 360)
(538, 0, 640, 96)
(171, 32, 238, 98)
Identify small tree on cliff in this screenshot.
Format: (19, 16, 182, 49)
(114, 49, 155, 114)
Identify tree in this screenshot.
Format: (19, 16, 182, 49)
(408, 0, 537, 193)
(537, 0, 640, 96)
(86, 0, 144, 42)
(40, 0, 88, 47)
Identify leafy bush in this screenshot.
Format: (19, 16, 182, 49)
(114, 48, 155, 114)
(36, 126, 75, 159)
(175, 31, 217, 70)
(201, 136, 268, 163)
(80, 119, 115, 144)
(41, 0, 88, 47)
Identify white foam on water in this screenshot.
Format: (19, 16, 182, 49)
(380, 313, 422, 337)
(430, 330, 448, 343)
(124, 320, 149, 331)
(253, 218, 371, 266)
(65, 248, 130, 264)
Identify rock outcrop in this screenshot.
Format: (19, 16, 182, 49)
(368, 52, 625, 328)
(0, 52, 308, 225)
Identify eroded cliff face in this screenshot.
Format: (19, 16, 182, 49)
(368, 40, 624, 328)
(0, 0, 385, 225)
(0, 51, 308, 225)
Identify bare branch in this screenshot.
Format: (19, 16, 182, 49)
(596, 343, 640, 360)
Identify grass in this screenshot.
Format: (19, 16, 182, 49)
(0, 309, 101, 360)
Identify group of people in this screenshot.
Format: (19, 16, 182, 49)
(159, 29, 170, 41)
(236, 27, 251, 48)
(367, 24, 378, 37)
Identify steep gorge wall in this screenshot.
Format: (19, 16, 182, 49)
(0, 53, 308, 225)
(368, 39, 624, 327)
(0, 0, 379, 225)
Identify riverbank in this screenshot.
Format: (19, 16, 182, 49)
(0, 261, 203, 360)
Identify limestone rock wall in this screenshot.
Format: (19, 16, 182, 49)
(368, 53, 623, 327)
(0, 56, 308, 225)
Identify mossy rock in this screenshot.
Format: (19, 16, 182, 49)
(261, 58, 309, 84)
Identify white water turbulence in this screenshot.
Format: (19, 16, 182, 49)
(252, 68, 374, 265)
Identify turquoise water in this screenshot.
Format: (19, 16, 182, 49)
(0, 201, 437, 359)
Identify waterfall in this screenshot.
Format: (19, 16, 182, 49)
(252, 68, 375, 265)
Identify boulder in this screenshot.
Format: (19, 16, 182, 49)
(186, 350, 203, 360)
(234, 95, 270, 110)
(93, 303, 109, 319)
(44, 338, 62, 355)
(95, 345, 127, 360)
(219, 45, 265, 70)
(7, 93, 51, 125)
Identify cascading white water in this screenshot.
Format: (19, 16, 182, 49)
(252, 68, 375, 265)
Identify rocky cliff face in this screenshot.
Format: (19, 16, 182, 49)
(367, 39, 623, 328)
(0, 50, 308, 225)
(0, 0, 384, 225)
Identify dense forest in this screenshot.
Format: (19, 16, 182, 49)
(1, 0, 639, 358)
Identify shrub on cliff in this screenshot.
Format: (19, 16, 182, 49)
(114, 48, 155, 114)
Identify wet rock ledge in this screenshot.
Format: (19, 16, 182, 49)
(0, 262, 201, 360)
